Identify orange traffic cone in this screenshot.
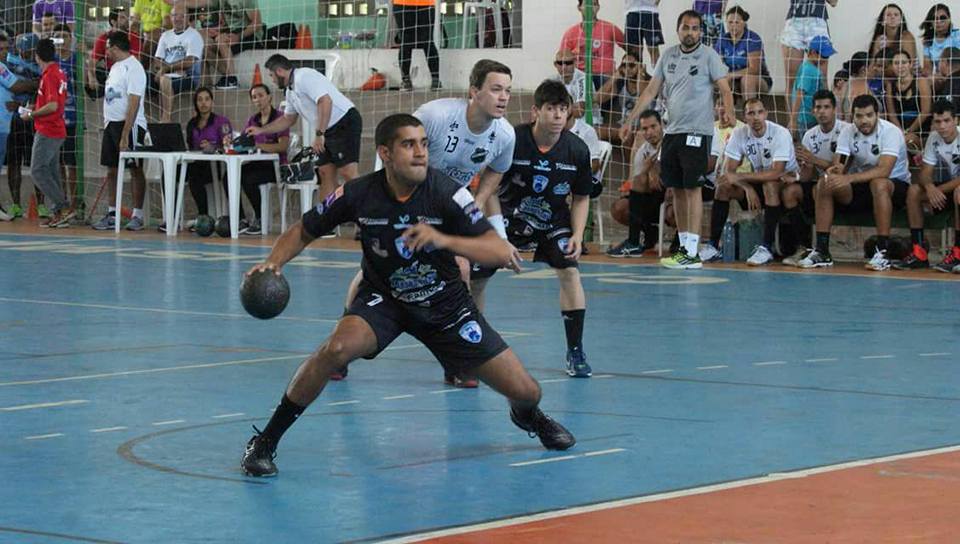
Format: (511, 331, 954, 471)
(251, 63, 263, 86)
(360, 69, 386, 91)
(27, 193, 37, 220)
(295, 25, 313, 50)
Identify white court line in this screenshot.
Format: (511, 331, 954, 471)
(430, 389, 465, 394)
(539, 378, 569, 384)
(804, 358, 838, 363)
(152, 419, 185, 426)
(696, 365, 728, 370)
(90, 426, 127, 433)
(327, 400, 360, 406)
(753, 361, 788, 366)
(1, 399, 88, 411)
(383, 394, 415, 400)
(0, 296, 338, 324)
(919, 352, 950, 357)
(860, 355, 895, 360)
(510, 448, 627, 467)
(388, 443, 960, 543)
(24, 433, 64, 440)
(212, 413, 245, 419)
(641, 369, 673, 375)
(593, 374, 615, 379)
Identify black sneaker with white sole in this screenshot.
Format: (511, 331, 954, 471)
(241, 426, 278, 477)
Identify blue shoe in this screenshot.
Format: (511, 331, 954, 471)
(566, 348, 592, 378)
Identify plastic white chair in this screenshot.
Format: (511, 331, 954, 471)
(462, 1, 505, 48)
(592, 141, 613, 244)
(279, 133, 319, 232)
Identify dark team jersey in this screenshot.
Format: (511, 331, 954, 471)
(302, 168, 492, 310)
(500, 124, 594, 231)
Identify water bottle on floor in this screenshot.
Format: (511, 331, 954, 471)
(721, 220, 735, 263)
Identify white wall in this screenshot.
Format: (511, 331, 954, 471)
(235, 1, 951, 92)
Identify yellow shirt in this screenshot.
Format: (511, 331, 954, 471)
(716, 120, 753, 173)
(132, 0, 172, 33)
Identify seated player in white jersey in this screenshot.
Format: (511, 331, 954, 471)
(800, 94, 912, 271)
(471, 80, 594, 378)
(340, 59, 520, 388)
(607, 109, 666, 257)
(239, 114, 576, 478)
(895, 99, 960, 271)
(785, 89, 851, 266)
(709, 98, 800, 266)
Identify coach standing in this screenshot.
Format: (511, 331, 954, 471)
(26, 38, 74, 228)
(621, 9, 734, 269)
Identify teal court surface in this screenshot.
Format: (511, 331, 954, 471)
(1, 232, 958, 543)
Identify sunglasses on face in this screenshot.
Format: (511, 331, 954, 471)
(622, 62, 638, 68)
(936, 14, 950, 21)
(554, 60, 574, 66)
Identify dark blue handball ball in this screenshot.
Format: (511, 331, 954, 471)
(240, 270, 291, 319)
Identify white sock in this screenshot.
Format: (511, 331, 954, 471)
(108, 206, 116, 214)
(678, 232, 689, 253)
(132, 208, 143, 219)
(686, 233, 700, 256)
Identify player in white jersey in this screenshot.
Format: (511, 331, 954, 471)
(783, 90, 851, 266)
(800, 94, 911, 271)
(895, 99, 960, 271)
(712, 98, 799, 266)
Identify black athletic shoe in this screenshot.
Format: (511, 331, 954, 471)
(241, 426, 278, 477)
(510, 407, 576, 450)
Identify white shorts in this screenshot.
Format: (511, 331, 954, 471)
(779, 17, 830, 50)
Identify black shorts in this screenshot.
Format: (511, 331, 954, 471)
(660, 133, 712, 189)
(346, 282, 509, 372)
(316, 107, 362, 168)
(625, 11, 665, 49)
(701, 184, 716, 202)
(6, 116, 34, 165)
(472, 223, 578, 280)
(734, 184, 768, 209)
(838, 179, 909, 214)
(60, 125, 77, 167)
(100, 122, 147, 168)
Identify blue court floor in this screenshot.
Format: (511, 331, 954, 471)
(1, 232, 958, 543)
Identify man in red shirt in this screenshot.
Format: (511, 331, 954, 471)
(559, 0, 627, 90)
(24, 38, 74, 228)
(85, 8, 140, 98)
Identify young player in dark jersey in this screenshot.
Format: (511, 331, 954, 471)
(472, 80, 594, 378)
(240, 114, 576, 477)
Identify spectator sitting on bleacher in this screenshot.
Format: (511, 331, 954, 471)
(207, 0, 264, 90)
(832, 68, 848, 120)
(932, 47, 960, 109)
(606, 109, 664, 257)
(552, 49, 600, 124)
(868, 4, 917, 66)
(894, 99, 960, 271)
(800, 94, 911, 271)
(788, 89, 850, 266)
(38, 12, 58, 39)
(183, 86, 232, 227)
(788, 35, 835, 136)
(131, 0, 173, 68)
(840, 52, 871, 121)
(53, 24, 79, 213)
(712, 98, 799, 267)
(151, 1, 204, 123)
(714, 5, 771, 101)
(238, 83, 290, 235)
(560, 0, 627, 91)
(692, 0, 727, 48)
(884, 49, 931, 153)
(920, 4, 960, 78)
(595, 52, 649, 148)
(86, 8, 141, 99)
(32, 0, 74, 35)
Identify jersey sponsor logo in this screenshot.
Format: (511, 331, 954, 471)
(358, 217, 389, 225)
(470, 147, 489, 164)
(367, 293, 383, 306)
(532, 174, 549, 193)
(316, 185, 344, 214)
(389, 261, 443, 303)
(667, 63, 677, 73)
(417, 216, 443, 225)
(556, 162, 578, 171)
(448, 121, 459, 131)
(444, 167, 474, 186)
(513, 160, 531, 166)
(553, 182, 571, 195)
(395, 236, 414, 259)
(458, 320, 483, 344)
(105, 86, 123, 104)
(370, 238, 390, 258)
(533, 159, 551, 172)
(518, 196, 553, 228)
(464, 201, 484, 224)
(488, 131, 497, 143)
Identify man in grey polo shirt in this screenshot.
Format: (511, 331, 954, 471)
(621, 9, 735, 269)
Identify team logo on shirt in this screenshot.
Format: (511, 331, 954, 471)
(532, 174, 549, 193)
(830, 141, 837, 153)
(393, 214, 412, 229)
(395, 236, 414, 259)
(871, 144, 880, 156)
(763, 149, 772, 160)
(557, 237, 570, 253)
(689, 65, 699, 76)
(488, 132, 497, 143)
(952, 153, 960, 165)
(458, 320, 483, 344)
(448, 121, 459, 131)
(667, 63, 677, 73)
(534, 160, 551, 172)
(470, 147, 488, 164)
(105, 86, 123, 104)
(553, 182, 571, 195)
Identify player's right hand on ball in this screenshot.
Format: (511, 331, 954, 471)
(246, 262, 281, 277)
